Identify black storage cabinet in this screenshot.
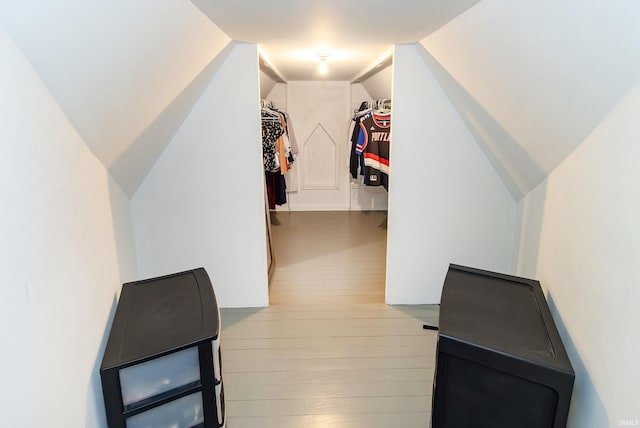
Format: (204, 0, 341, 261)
(100, 268, 225, 428)
(431, 264, 575, 428)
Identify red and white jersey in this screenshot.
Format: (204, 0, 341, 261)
(356, 112, 391, 189)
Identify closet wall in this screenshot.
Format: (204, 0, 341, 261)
(360, 65, 393, 100)
(290, 81, 353, 210)
(515, 81, 640, 425)
(259, 70, 277, 100)
(265, 82, 287, 109)
(263, 77, 391, 211)
(266, 81, 352, 211)
(0, 27, 137, 427)
(132, 43, 269, 308)
(386, 44, 516, 304)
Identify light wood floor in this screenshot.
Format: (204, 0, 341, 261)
(270, 211, 388, 305)
(221, 211, 439, 427)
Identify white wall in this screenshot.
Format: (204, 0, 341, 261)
(260, 70, 277, 99)
(107, 175, 139, 286)
(132, 43, 269, 308)
(283, 81, 352, 211)
(386, 44, 516, 304)
(0, 26, 136, 427)
(516, 82, 640, 428)
(351, 83, 371, 111)
(360, 65, 393, 101)
(265, 82, 287, 110)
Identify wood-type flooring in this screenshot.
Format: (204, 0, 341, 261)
(221, 211, 438, 427)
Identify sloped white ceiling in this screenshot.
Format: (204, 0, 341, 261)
(193, 0, 480, 81)
(0, 0, 231, 195)
(111, 43, 235, 196)
(3, 0, 640, 199)
(361, 65, 393, 101)
(422, 0, 640, 197)
(259, 71, 277, 100)
(416, 46, 544, 199)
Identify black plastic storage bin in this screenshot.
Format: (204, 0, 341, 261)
(100, 268, 225, 428)
(431, 264, 574, 428)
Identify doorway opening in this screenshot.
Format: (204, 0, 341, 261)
(259, 59, 392, 306)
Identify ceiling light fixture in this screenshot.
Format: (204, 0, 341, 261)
(318, 60, 328, 74)
(317, 53, 330, 75)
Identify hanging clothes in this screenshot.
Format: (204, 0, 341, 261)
(261, 111, 284, 172)
(283, 112, 299, 155)
(350, 101, 369, 179)
(261, 101, 298, 206)
(350, 100, 391, 191)
(265, 170, 276, 209)
(279, 112, 299, 193)
(276, 115, 291, 174)
(265, 170, 287, 208)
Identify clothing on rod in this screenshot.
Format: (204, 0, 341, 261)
(349, 99, 391, 191)
(261, 100, 297, 206)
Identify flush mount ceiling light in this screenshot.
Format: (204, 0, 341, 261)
(317, 53, 331, 75)
(318, 60, 328, 74)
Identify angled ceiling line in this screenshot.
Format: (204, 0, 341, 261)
(352, 54, 393, 84)
(259, 54, 286, 83)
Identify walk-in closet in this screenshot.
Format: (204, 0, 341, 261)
(5, 0, 636, 426)
(259, 56, 393, 305)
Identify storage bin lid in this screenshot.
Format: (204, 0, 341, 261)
(439, 264, 573, 373)
(101, 268, 219, 371)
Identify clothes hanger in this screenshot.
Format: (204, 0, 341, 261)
(374, 99, 391, 115)
(261, 107, 282, 123)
